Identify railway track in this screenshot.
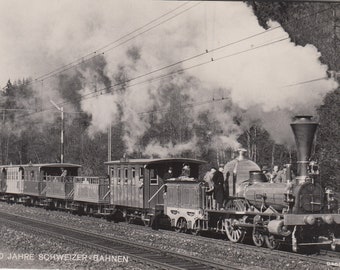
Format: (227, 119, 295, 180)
(0, 211, 244, 270)
(0, 204, 338, 269)
(155, 228, 340, 268)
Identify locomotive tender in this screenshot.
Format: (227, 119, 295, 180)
(0, 115, 339, 253)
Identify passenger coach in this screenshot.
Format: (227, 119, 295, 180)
(105, 157, 206, 225)
(0, 163, 81, 205)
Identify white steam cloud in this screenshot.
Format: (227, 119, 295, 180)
(0, 1, 337, 156)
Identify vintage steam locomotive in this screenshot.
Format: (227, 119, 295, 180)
(164, 115, 340, 252)
(0, 115, 339, 253)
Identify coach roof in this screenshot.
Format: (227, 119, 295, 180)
(0, 163, 82, 169)
(105, 158, 206, 166)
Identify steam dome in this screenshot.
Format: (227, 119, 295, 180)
(224, 149, 260, 196)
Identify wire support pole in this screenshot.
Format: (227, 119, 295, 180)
(50, 100, 64, 163)
(61, 106, 64, 164)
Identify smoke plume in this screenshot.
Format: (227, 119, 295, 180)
(0, 1, 337, 157)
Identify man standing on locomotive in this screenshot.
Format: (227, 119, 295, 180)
(212, 166, 225, 210)
(203, 169, 214, 209)
(219, 165, 229, 208)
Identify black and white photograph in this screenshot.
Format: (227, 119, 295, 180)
(0, 0, 339, 269)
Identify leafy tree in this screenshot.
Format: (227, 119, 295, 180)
(316, 89, 340, 190)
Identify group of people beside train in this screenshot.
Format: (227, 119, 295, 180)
(163, 163, 191, 180)
(202, 163, 295, 210)
(261, 164, 295, 183)
(203, 165, 228, 210)
(161, 162, 295, 211)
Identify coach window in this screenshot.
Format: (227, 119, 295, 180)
(111, 168, 115, 179)
(117, 167, 121, 184)
(124, 167, 128, 184)
(19, 167, 24, 180)
(140, 167, 144, 178)
(150, 169, 158, 185)
(30, 171, 35, 181)
(131, 167, 136, 185)
(2, 169, 6, 181)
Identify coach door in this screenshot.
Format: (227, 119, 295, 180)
(1, 168, 6, 192)
(144, 167, 164, 209)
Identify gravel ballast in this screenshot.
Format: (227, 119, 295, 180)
(0, 202, 333, 270)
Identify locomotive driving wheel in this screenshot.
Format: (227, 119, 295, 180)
(175, 217, 188, 233)
(265, 234, 281, 250)
(252, 228, 265, 247)
(252, 216, 265, 247)
(225, 218, 245, 243)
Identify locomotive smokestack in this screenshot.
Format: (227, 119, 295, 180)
(290, 116, 318, 183)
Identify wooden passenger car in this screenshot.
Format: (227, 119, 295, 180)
(0, 163, 80, 204)
(72, 176, 110, 215)
(1, 166, 25, 197)
(105, 157, 206, 225)
(44, 164, 81, 208)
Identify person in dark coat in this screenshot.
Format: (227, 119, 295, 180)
(218, 165, 229, 208)
(163, 167, 174, 180)
(212, 166, 225, 210)
(180, 163, 191, 178)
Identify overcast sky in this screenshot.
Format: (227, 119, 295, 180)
(0, 0, 336, 111)
(0, 0, 337, 149)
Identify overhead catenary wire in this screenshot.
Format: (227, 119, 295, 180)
(34, 2, 191, 81)
(47, 73, 334, 116)
(18, 24, 338, 118)
(282, 76, 330, 87)
(1, 4, 332, 91)
(0, 35, 285, 116)
(10, 36, 336, 118)
(17, 36, 292, 118)
(34, 2, 202, 83)
(0, 32, 275, 117)
(6, 6, 336, 119)
(1, 1, 199, 90)
(33, 6, 335, 82)
(0, 71, 332, 116)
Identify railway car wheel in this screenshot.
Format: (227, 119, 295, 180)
(190, 220, 201, 236)
(125, 216, 132, 224)
(175, 217, 187, 233)
(265, 234, 280, 250)
(225, 218, 245, 243)
(142, 219, 150, 227)
(252, 229, 265, 247)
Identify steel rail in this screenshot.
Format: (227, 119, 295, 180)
(158, 228, 340, 268)
(0, 211, 243, 270)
